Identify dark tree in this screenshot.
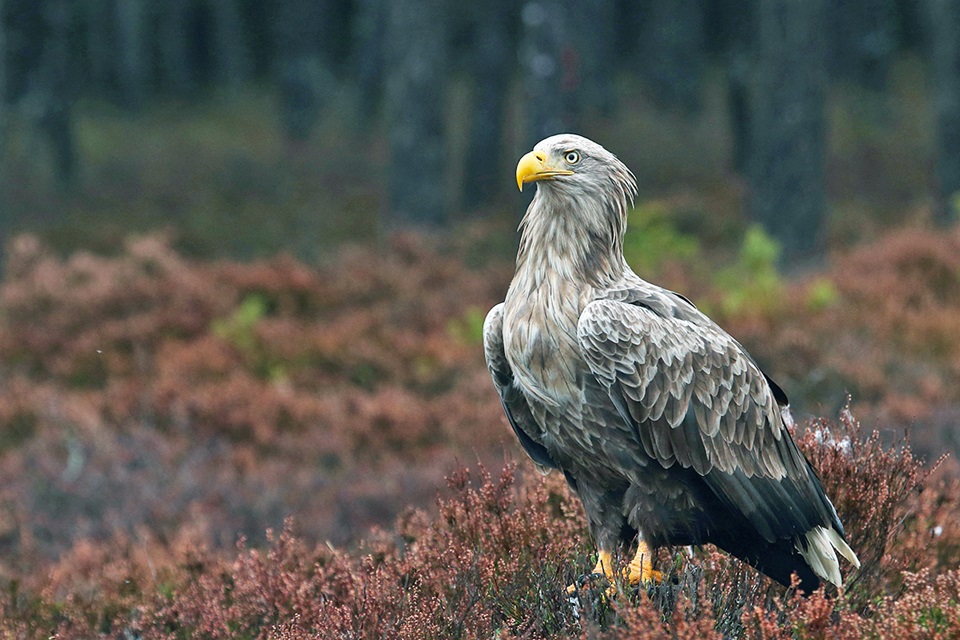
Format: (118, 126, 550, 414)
(274, 0, 334, 141)
(384, 0, 448, 228)
(114, 0, 149, 109)
(747, 0, 828, 260)
(569, 0, 617, 117)
(37, 0, 77, 187)
(352, 0, 386, 126)
(829, 0, 897, 93)
(718, 0, 756, 174)
(462, 0, 513, 211)
(0, 0, 7, 274)
(207, 0, 251, 96)
(157, 0, 199, 95)
(930, 0, 960, 225)
(640, 0, 706, 113)
(80, 0, 115, 96)
(519, 0, 578, 148)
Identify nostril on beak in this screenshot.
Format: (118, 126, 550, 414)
(535, 152, 546, 162)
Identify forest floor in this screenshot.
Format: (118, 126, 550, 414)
(0, 220, 958, 637)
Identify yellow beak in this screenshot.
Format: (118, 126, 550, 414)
(516, 151, 574, 191)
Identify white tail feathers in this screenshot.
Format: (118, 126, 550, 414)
(797, 526, 861, 587)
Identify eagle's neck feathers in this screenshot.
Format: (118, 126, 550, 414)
(503, 186, 629, 407)
(514, 187, 629, 291)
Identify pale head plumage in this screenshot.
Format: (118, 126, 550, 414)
(515, 134, 638, 287)
(523, 134, 637, 205)
(520, 134, 637, 239)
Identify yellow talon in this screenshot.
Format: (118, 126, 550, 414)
(626, 540, 663, 585)
(567, 543, 662, 596)
(566, 549, 614, 594)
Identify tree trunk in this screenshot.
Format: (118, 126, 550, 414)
(113, 0, 150, 110)
(384, 0, 448, 228)
(930, 0, 960, 225)
(569, 0, 616, 117)
(207, 0, 250, 97)
(829, 0, 896, 93)
(462, 0, 512, 211)
(719, 0, 755, 174)
(38, 0, 77, 188)
(81, 0, 114, 96)
(274, 0, 332, 141)
(0, 0, 7, 276)
(352, 0, 386, 126)
(114, 0, 148, 109)
(157, 0, 197, 95)
(641, 0, 705, 114)
(519, 0, 578, 148)
(748, 0, 827, 260)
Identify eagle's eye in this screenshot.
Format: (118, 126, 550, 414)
(563, 150, 581, 165)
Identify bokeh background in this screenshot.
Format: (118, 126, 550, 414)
(2, 0, 959, 260)
(1, 0, 960, 597)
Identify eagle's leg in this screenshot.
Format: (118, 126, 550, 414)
(591, 549, 614, 577)
(566, 543, 662, 595)
(625, 538, 663, 585)
(565, 549, 615, 594)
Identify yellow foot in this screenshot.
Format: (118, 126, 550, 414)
(626, 540, 663, 586)
(566, 550, 615, 595)
(566, 543, 663, 596)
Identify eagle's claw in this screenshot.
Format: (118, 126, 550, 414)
(565, 571, 608, 595)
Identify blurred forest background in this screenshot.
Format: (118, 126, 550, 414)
(1, 0, 959, 261)
(3, 0, 960, 635)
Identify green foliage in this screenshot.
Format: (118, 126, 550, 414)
(623, 201, 700, 274)
(212, 293, 268, 357)
(805, 277, 840, 312)
(211, 293, 291, 383)
(210, 293, 270, 370)
(714, 225, 785, 317)
(447, 306, 487, 345)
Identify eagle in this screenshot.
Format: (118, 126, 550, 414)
(483, 134, 860, 592)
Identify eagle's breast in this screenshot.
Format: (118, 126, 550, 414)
(501, 274, 587, 409)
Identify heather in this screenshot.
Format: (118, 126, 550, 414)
(0, 225, 959, 637)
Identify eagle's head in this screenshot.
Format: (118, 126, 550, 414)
(516, 134, 637, 204)
(513, 134, 637, 280)
(517, 133, 637, 282)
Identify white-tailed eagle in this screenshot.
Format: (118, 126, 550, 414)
(483, 134, 859, 592)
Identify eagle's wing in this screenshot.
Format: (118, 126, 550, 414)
(577, 296, 845, 546)
(483, 303, 559, 470)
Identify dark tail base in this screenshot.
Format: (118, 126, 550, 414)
(715, 532, 821, 593)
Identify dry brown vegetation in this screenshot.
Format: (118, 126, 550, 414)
(0, 224, 958, 637)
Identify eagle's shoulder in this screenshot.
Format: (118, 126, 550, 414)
(596, 278, 707, 322)
(576, 292, 792, 475)
(591, 280, 791, 408)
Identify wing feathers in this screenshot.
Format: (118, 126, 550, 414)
(578, 297, 850, 551)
